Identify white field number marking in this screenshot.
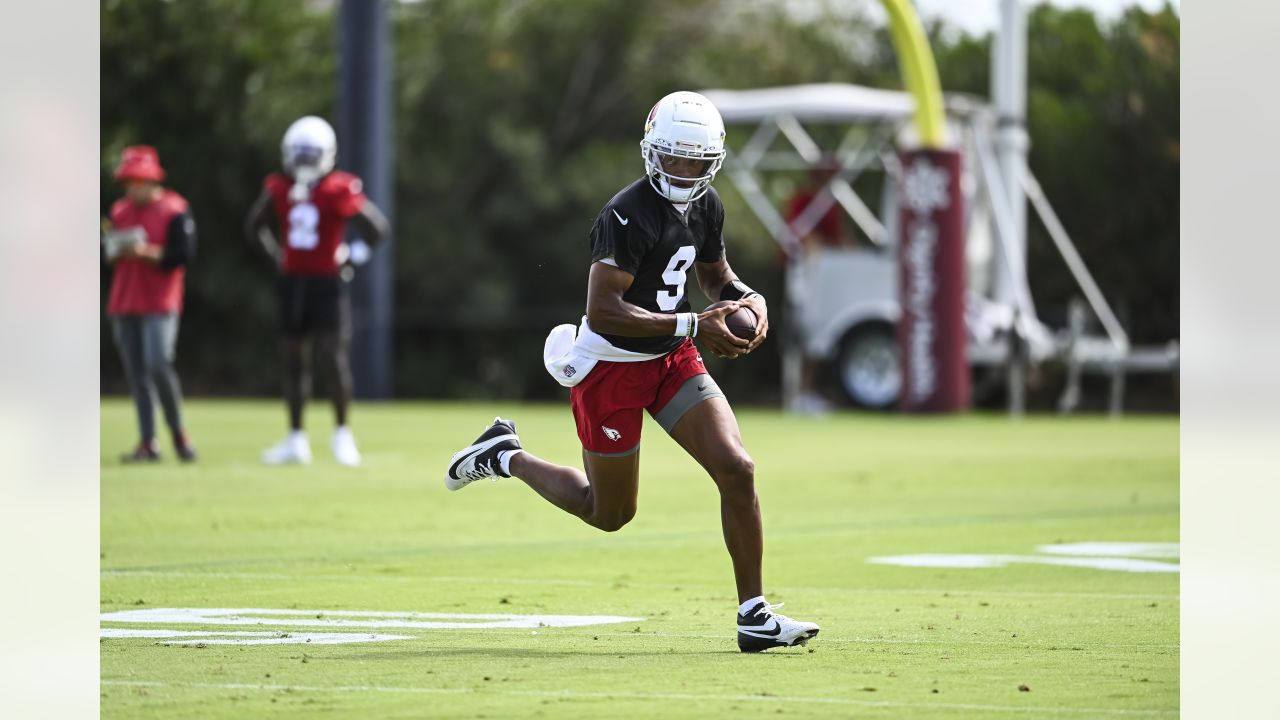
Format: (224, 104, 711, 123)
(99, 608, 645, 645)
(868, 542, 1179, 573)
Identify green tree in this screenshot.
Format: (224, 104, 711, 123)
(102, 0, 335, 393)
(101, 0, 1178, 403)
(933, 3, 1180, 344)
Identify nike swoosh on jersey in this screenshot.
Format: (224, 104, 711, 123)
(611, 209, 630, 226)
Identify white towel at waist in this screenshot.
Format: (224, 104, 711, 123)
(543, 316, 664, 387)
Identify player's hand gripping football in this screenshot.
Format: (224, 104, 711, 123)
(742, 295, 769, 353)
(697, 302, 752, 360)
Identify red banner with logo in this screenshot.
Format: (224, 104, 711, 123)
(897, 149, 969, 412)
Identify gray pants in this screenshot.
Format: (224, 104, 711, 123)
(111, 313, 185, 443)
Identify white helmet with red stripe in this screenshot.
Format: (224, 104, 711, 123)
(640, 92, 727, 203)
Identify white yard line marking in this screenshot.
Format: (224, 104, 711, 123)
(847, 588, 1179, 601)
(100, 570, 1178, 601)
(1036, 542, 1179, 559)
(868, 554, 1179, 573)
(99, 628, 410, 645)
(101, 680, 1176, 716)
(97, 625, 1179, 649)
(100, 608, 644, 630)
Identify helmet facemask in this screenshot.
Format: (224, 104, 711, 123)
(642, 142, 725, 204)
(284, 144, 329, 201)
(640, 91, 727, 204)
(281, 116, 337, 202)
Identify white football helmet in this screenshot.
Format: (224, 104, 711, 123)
(281, 116, 337, 200)
(640, 91, 727, 203)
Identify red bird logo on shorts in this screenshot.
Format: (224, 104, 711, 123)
(601, 426, 622, 442)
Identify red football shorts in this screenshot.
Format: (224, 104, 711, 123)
(569, 339, 720, 455)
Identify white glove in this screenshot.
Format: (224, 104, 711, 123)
(348, 239, 372, 266)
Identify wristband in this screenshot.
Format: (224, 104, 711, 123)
(720, 279, 761, 303)
(673, 312, 698, 338)
(674, 312, 692, 337)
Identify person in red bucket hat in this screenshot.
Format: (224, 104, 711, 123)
(113, 145, 166, 183)
(103, 145, 198, 463)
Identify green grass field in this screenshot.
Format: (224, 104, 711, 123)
(100, 399, 1178, 718)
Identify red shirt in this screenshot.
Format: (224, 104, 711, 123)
(785, 190, 843, 248)
(106, 190, 189, 316)
(264, 171, 366, 276)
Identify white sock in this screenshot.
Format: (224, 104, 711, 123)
(290, 430, 308, 441)
(498, 449, 523, 476)
(739, 595, 767, 616)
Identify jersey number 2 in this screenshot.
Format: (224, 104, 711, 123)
(656, 246, 696, 311)
(287, 203, 320, 250)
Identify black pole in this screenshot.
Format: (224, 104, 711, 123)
(339, 0, 394, 399)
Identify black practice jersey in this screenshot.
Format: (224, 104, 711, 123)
(588, 178, 727, 355)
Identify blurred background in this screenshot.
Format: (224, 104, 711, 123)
(99, 0, 1179, 413)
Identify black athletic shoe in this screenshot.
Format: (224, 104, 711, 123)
(737, 601, 820, 653)
(444, 417, 521, 491)
(174, 439, 197, 463)
(121, 441, 161, 464)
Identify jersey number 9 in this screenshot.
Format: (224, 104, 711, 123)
(656, 246, 696, 311)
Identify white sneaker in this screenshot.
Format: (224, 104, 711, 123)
(332, 426, 361, 467)
(737, 601, 820, 652)
(261, 431, 312, 465)
(444, 417, 521, 491)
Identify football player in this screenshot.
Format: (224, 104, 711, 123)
(444, 92, 819, 652)
(245, 116, 389, 467)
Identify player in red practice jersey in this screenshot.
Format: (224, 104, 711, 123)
(245, 116, 389, 467)
(104, 145, 198, 463)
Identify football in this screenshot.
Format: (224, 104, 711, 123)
(705, 301, 758, 341)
